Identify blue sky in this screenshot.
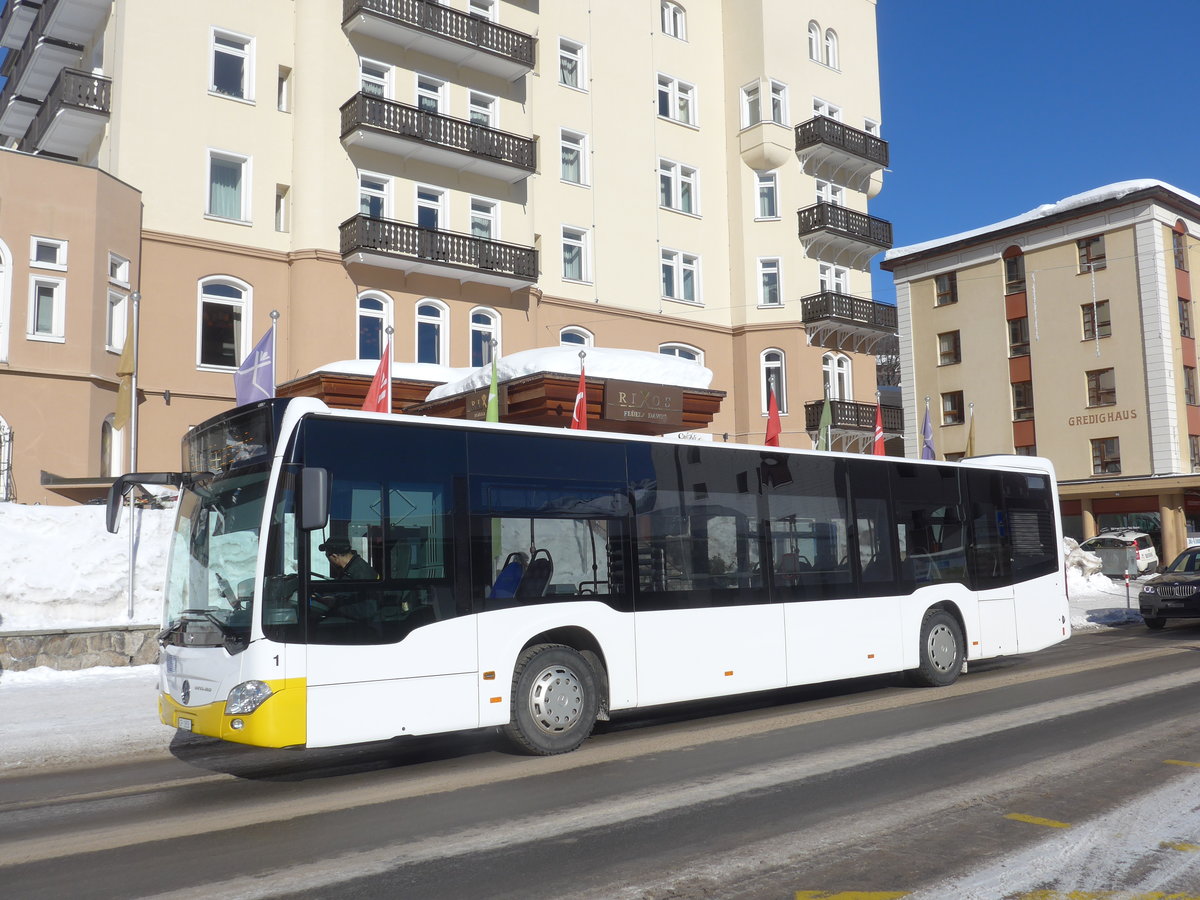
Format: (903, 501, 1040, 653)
(869, 0, 1200, 303)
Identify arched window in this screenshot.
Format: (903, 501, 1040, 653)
(824, 29, 839, 68)
(357, 292, 392, 360)
(197, 276, 250, 369)
(416, 299, 448, 365)
(470, 307, 500, 367)
(1002, 245, 1026, 294)
(807, 21, 821, 61)
(559, 326, 593, 346)
(659, 342, 704, 365)
(661, 1, 686, 39)
(100, 413, 123, 478)
(823, 352, 852, 400)
(761, 349, 786, 414)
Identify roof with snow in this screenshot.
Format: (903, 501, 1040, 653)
(881, 179, 1200, 269)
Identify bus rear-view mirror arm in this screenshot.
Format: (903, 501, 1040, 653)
(105, 472, 213, 534)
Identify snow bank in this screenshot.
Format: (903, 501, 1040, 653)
(1063, 538, 1142, 630)
(0, 503, 174, 631)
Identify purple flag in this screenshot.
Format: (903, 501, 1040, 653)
(234, 328, 275, 406)
(921, 405, 935, 459)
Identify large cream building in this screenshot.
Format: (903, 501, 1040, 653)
(0, 0, 896, 504)
(882, 181, 1200, 561)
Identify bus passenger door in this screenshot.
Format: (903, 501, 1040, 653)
(966, 471, 1018, 657)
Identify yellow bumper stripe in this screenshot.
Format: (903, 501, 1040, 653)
(159, 677, 307, 748)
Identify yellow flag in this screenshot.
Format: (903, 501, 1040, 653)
(113, 336, 136, 431)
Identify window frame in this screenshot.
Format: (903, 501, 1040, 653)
(934, 271, 958, 306)
(1077, 235, 1107, 273)
(469, 196, 498, 241)
(661, 248, 700, 304)
(359, 171, 391, 219)
(560, 326, 594, 347)
(470, 306, 501, 367)
(769, 80, 788, 125)
(210, 27, 254, 102)
(1008, 316, 1030, 357)
(360, 57, 390, 98)
(659, 158, 699, 215)
(659, 342, 704, 365)
(1181, 298, 1193, 339)
(1086, 367, 1116, 407)
(468, 90, 496, 127)
(1081, 299, 1112, 340)
(1186, 366, 1198, 407)
(30, 236, 67, 271)
(108, 252, 130, 287)
(819, 263, 849, 294)
(823, 29, 839, 69)
(657, 74, 697, 126)
(356, 292, 392, 362)
(560, 128, 589, 186)
(1174, 229, 1189, 271)
(822, 351, 852, 400)
(1011, 381, 1034, 421)
(206, 149, 251, 223)
(561, 226, 591, 284)
(1003, 249, 1026, 294)
(1091, 437, 1121, 475)
(740, 82, 761, 128)
(761, 348, 786, 414)
(415, 298, 449, 365)
(558, 38, 586, 91)
(755, 170, 779, 220)
(196, 276, 251, 371)
(415, 73, 445, 114)
(937, 330, 962, 366)
(27, 274, 66, 342)
(757, 257, 782, 307)
(106, 289, 128, 353)
(941, 390, 965, 426)
(807, 21, 821, 61)
(661, 1, 687, 40)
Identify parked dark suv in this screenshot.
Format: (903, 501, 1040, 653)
(1139, 547, 1200, 629)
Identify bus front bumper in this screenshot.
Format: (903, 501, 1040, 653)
(159, 678, 307, 748)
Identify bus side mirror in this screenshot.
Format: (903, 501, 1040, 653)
(105, 477, 130, 534)
(299, 467, 329, 531)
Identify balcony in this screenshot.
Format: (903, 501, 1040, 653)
(342, 0, 536, 81)
(796, 202, 893, 271)
(804, 398, 904, 454)
(340, 215, 538, 289)
(0, 0, 83, 141)
(19, 67, 109, 159)
(340, 93, 536, 183)
(34, 0, 111, 46)
(0, 0, 40, 51)
(795, 116, 889, 193)
(800, 290, 897, 355)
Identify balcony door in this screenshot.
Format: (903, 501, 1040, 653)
(823, 352, 852, 400)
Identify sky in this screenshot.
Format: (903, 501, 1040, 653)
(869, 0, 1200, 304)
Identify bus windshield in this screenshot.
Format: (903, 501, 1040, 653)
(163, 468, 270, 650)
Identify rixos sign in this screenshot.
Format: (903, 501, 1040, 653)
(603, 380, 683, 427)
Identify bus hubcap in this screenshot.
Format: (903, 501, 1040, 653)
(927, 624, 957, 672)
(528, 664, 583, 734)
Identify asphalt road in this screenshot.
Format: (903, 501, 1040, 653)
(4, 626, 1200, 900)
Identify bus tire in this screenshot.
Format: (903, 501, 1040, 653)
(1144, 616, 1166, 630)
(909, 608, 964, 687)
(504, 644, 599, 755)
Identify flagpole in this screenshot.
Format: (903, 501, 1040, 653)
(269, 309, 279, 398)
(385, 325, 394, 413)
(126, 290, 141, 621)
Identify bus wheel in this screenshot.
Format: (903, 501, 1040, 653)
(910, 608, 964, 687)
(1144, 616, 1166, 630)
(504, 644, 599, 755)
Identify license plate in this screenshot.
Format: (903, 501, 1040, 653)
(177, 717, 193, 732)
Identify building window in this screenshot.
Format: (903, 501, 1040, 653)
(941, 391, 964, 426)
(416, 299, 447, 365)
(469, 198, 497, 240)
(1086, 368, 1116, 407)
(758, 258, 781, 307)
(559, 39, 585, 90)
(1081, 300, 1112, 340)
(864, 118, 881, 136)
(661, 249, 699, 303)
(30, 237, 67, 270)
(1174, 229, 1189, 271)
(824, 29, 839, 69)
(938, 331, 961, 365)
(469, 0, 497, 20)
(416, 74, 444, 113)
(1003, 248, 1025, 294)
(657, 75, 695, 125)
(357, 293, 391, 360)
(1181, 298, 1193, 339)
(935, 272, 958, 306)
(108, 252, 130, 287)
(1014, 445, 1038, 457)
(807, 21, 821, 61)
(819, 263, 849, 294)
(769, 80, 788, 124)
(1191, 435, 1200, 471)
(659, 159, 698, 214)
(813, 97, 841, 120)
(661, 1, 686, 39)
(823, 352, 852, 400)
(211, 29, 253, 100)
(815, 179, 843, 206)
(207, 150, 249, 221)
(360, 58, 389, 97)
(762, 349, 786, 413)
(1008, 317, 1030, 357)
(468, 91, 496, 127)
(756, 171, 778, 219)
(740, 83, 760, 127)
(1187, 367, 1199, 406)
(275, 185, 289, 232)
(560, 326, 593, 346)
(277, 65, 292, 111)
(1091, 437, 1121, 475)
(470, 308, 500, 367)
(197, 278, 249, 369)
(560, 129, 588, 185)
(660, 342, 703, 364)
(1012, 381, 1034, 421)
(416, 186, 444, 230)
(106, 290, 128, 353)
(562, 226, 590, 282)
(1078, 235, 1106, 273)
(28, 276, 65, 341)
(359, 172, 389, 218)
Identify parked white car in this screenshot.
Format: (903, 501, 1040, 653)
(1078, 530, 1159, 576)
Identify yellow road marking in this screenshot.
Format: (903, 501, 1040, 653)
(1004, 813, 1071, 829)
(794, 894, 909, 900)
(1161, 841, 1200, 852)
(1165, 759, 1200, 768)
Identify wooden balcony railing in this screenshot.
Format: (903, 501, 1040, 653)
(343, 0, 535, 69)
(340, 92, 536, 173)
(340, 215, 538, 282)
(804, 399, 904, 433)
(797, 202, 893, 250)
(795, 115, 889, 167)
(800, 291, 897, 332)
(19, 67, 110, 153)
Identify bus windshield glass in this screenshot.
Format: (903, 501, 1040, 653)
(163, 468, 270, 649)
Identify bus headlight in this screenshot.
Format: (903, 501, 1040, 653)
(225, 680, 273, 715)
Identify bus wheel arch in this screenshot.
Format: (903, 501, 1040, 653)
(503, 642, 600, 755)
(908, 603, 966, 688)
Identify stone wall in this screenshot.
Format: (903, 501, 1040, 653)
(0, 626, 159, 672)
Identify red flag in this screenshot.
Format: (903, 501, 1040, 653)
(765, 388, 781, 446)
(873, 403, 885, 455)
(362, 340, 391, 413)
(570, 367, 587, 430)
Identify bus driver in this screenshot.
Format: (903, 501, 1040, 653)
(319, 538, 376, 581)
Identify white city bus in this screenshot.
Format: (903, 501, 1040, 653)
(108, 398, 1069, 755)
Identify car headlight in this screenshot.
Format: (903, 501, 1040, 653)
(225, 680, 274, 715)
(1141, 585, 1155, 595)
